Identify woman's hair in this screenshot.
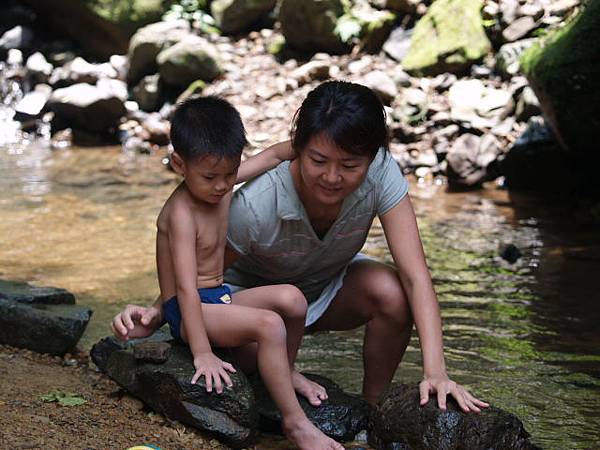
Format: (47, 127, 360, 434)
(291, 80, 389, 159)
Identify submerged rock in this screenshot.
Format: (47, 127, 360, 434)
(369, 383, 541, 450)
(0, 280, 91, 356)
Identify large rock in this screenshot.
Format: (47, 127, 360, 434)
(0, 280, 91, 356)
(401, 0, 491, 76)
(446, 133, 502, 188)
(448, 79, 513, 129)
(127, 20, 191, 85)
(157, 34, 223, 88)
(279, 0, 349, 54)
(91, 335, 258, 449)
(520, 0, 600, 168)
(211, 0, 277, 34)
(252, 373, 370, 442)
(369, 383, 542, 450)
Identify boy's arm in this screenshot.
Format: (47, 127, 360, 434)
(236, 140, 294, 183)
(167, 206, 235, 391)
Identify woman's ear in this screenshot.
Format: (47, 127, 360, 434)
(170, 152, 186, 176)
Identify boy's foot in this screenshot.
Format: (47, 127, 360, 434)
(292, 370, 328, 406)
(283, 416, 345, 450)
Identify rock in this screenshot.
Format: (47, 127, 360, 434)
(141, 114, 171, 146)
(133, 341, 171, 363)
(25, 52, 53, 85)
(502, 16, 538, 42)
(515, 86, 541, 122)
(353, 7, 397, 54)
(385, 0, 419, 14)
(369, 383, 541, 450)
(547, 0, 580, 17)
(401, 0, 491, 76)
(361, 70, 398, 104)
(0, 280, 91, 356)
(519, 3, 544, 21)
(127, 20, 191, 85)
(446, 133, 501, 188)
(382, 26, 414, 62)
(252, 373, 370, 442)
(290, 60, 331, 86)
(279, 0, 349, 54)
(448, 79, 513, 129)
(499, 243, 522, 263)
(14, 84, 52, 122)
(48, 83, 127, 133)
(133, 74, 162, 112)
(520, 0, 600, 170)
(48, 56, 118, 88)
(211, 0, 277, 34)
(91, 335, 258, 448)
(495, 39, 537, 78)
(157, 34, 223, 88)
(0, 26, 33, 55)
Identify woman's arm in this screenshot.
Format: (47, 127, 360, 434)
(380, 196, 488, 412)
(236, 140, 294, 183)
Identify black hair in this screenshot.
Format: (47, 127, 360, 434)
(170, 96, 247, 161)
(291, 80, 388, 159)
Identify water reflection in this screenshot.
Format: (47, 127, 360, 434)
(0, 143, 599, 449)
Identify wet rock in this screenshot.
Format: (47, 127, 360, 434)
(48, 82, 127, 133)
(252, 373, 370, 442)
(157, 35, 223, 88)
(91, 335, 258, 449)
(133, 341, 171, 363)
(133, 74, 162, 112)
(0, 280, 91, 356)
(127, 20, 191, 85)
(502, 16, 538, 43)
(368, 383, 541, 450)
(279, 0, 349, 54)
(211, 0, 277, 35)
(290, 60, 331, 86)
(382, 27, 413, 62)
(401, 0, 491, 76)
(361, 70, 398, 104)
(499, 243, 522, 263)
(495, 39, 537, 78)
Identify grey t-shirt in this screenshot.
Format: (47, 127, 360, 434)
(225, 149, 409, 302)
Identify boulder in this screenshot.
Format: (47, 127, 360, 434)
(91, 335, 258, 449)
(0, 280, 91, 356)
(520, 0, 600, 168)
(369, 383, 542, 450)
(211, 0, 277, 34)
(279, 0, 349, 54)
(401, 0, 491, 76)
(446, 133, 501, 188)
(252, 373, 370, 442)
(127, 20, 191, 85)
(157, 34, 223, 88)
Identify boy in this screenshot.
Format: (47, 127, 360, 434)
(153, 96, 343, 450)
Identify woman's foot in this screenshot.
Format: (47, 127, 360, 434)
(292, 370, 328, 406)
(283, 415, 345, 450)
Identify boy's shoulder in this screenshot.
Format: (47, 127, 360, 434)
(157, 184, 198, 228)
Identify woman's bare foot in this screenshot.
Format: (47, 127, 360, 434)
(292, 371, 328, 406)
(283, 415, 345, 450)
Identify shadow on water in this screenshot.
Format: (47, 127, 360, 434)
(1, 143, 599, 449)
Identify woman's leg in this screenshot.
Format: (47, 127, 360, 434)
(309, 260, 413, 405)
(231, 285, 328, 406)
(201, 304, 343, 450)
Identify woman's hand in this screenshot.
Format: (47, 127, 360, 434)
(192, 352, 237, 393)
(111, 304, 163, 341)
(419, 374, 489, 413)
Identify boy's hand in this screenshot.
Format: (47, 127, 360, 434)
(111, 304, 162, 341)
(192, 352, 237, 393)
(419, 375, 489, 413)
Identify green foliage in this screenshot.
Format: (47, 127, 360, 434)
(162, 0, 219, 34)
(334, 14, 363, 43)
(40, 391, 87, 407)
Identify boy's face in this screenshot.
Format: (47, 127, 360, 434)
(173, 153, 240, 205)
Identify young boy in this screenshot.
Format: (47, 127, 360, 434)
(153, 96, 343, 450)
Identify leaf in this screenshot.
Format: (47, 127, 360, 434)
(40, 391, 87, 406)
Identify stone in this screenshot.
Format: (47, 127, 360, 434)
(14, 84, 52, 122)
(499, 243, 522, 263)
(547, 0, 580, 17)
(369, 383, 541, 450)
(211, 0, 277, 34)
(515, 86, 541, 122)
(502, 16, 538, 42)
(133, 341, 171, 363)
(0, 280, 91, 356)
(361, 70, 398, 104)
(519, 3, 544, 21)
(449, 80, 513, 129)
(499, 0, 520, 26)
(354, 8, 397, 54)
(382, 26, 413, 62)
(0, 26, 34, 53)
(252, 372, 370, 442)
(290, 60, 331, 86)
(279, 0, 349, 54)
(445, 133, 502, 188)
(157, 34, 223, 88)
(91, 335, 258, 448)
(25, 52, 53, 84)
(401, 0, 491, 76)
(495, 39, 537, 78)
(133, 74, 162, 112)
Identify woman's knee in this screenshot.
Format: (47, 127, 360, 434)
(366, 266, 411, 323)
(273, 284, 308, 320)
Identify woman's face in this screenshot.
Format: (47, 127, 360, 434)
(294, 133, 372, 208)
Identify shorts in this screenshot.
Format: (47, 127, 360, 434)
(163, 285, 232, 342)
(226, 253, 373, 327)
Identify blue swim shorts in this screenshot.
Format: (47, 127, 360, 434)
(163, 285, 232, 342)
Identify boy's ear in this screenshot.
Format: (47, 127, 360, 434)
(170, 152, 185, 175)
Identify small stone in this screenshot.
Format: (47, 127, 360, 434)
(133, 341, 171, 363)
(499, 243, 522, 263)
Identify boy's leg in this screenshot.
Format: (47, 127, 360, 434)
(309, 260, 413, 406)
(231, 285, 328, 406)
(201, 304, 343, 450)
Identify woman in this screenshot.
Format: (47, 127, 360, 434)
(113, 80, 488, 412)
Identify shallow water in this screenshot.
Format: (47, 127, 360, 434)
(1, 143, 599, 449)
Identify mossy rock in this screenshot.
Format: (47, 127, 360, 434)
(520, 0, 600, 165)
(85, 0, 174, 35)
(401, 0, 491, 76)
(211, 0, 277, 34)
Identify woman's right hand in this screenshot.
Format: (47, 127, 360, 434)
(111, 304, 162, 341)
(192, 352, 237, 393)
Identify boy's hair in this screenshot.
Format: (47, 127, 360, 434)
(170, 96, 247, 161)
(291, 80, 388, 160)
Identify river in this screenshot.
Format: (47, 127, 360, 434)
(1, 142, 599, 449)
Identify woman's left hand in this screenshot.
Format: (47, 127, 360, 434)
(419, 375, 490, 413)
